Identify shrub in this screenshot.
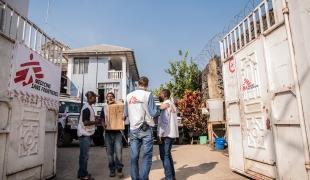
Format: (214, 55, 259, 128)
(178, 90, 207, 136)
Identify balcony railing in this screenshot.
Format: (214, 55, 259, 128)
(0, 0, 63, 65)
(108, 70, 123, 80)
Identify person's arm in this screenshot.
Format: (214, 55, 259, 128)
(99, 107, 106, 127)
(148, 93, 160, 117)
(82, 108, 100, 126)
(159, 102, 170, 110)
(124, 100, 128, 119)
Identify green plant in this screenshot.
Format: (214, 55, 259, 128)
(165, 50, 201, 99)
(152, 84, 166, 97)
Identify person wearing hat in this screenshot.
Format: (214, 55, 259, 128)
(77, 91, 101, 180)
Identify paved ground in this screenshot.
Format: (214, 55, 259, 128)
(54, 144, 248, 180)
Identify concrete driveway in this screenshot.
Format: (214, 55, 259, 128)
(53, 144, 248, 180)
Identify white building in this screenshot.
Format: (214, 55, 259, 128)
(63, 44, 139, 102)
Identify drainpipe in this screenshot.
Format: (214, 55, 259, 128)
(281, 0, 310, 175)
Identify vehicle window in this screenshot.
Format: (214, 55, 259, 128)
(58, 102, 81, 113)
(68, 103, 80, 113)
(59, 103, 66, 113)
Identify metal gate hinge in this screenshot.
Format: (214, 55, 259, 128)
(305, 162, 310, 170)
(282, 7, 289, 15)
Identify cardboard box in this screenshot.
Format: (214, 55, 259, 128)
(106, 104, 125, 130)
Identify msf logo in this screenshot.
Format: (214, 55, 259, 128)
(241, 78, 258, 91)
(14, 53, 44, 86)
(129, 96, 138, 104)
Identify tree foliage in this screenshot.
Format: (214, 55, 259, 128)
(152, 84, 165, 97)
(152, 50, 201, 99)
(165, 50, 201, 99)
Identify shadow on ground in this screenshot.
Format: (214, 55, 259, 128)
(171, 162, 218, 180)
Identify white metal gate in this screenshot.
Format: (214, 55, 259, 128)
(0, 1, 62, 179)
(221, 0, 309, 179)
(236, 40, 276, 178)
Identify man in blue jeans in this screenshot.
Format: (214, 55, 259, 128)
(125, 76, 160, 180)
(77, 91, 101, 180)
(100, 92, 124, 178)
(158, 89, 179, 180)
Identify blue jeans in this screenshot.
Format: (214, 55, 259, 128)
(78, 136, 91, 178)
(105, 132, 124, 172)
(159, 137, 175, 180)
(130, 127, 153, 180)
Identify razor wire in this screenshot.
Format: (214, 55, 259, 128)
(194, 0, 262, 69)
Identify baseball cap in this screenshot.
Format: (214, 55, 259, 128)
(85, 91, 98, 98)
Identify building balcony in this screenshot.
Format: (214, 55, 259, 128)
(0, 0, 63, 65)
(108, 70, 123, 80)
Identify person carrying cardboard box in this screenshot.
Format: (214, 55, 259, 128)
(100, 92, 124, 178)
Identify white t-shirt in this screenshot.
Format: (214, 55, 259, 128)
(126, 89, 154, 130)
(158, 99, 179, 138)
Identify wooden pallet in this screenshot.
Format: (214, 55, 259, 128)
(208, 121, 227, 145)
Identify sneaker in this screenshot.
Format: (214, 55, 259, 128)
(117, 172, 124, 178)
(109, 171, 116, 177)
(117, 169, 124, 178)
(78, 173, 92, 179)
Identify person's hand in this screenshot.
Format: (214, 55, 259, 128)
(95, 120, 101, 125)
(158, 137, 163, 144)
(102, 122, 107, 129)
(108, 100, 115, 105)
(153, 116, 158, 124)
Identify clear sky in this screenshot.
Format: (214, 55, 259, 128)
(29, 0, 252, 89)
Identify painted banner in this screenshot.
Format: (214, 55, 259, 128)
(9, 43, 61, 110)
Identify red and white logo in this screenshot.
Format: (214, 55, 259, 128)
(129, 96, 138, 104)
(228, 57, 235, 73)
(241, 78, 258, 91)
(14, 53, 44, 86)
